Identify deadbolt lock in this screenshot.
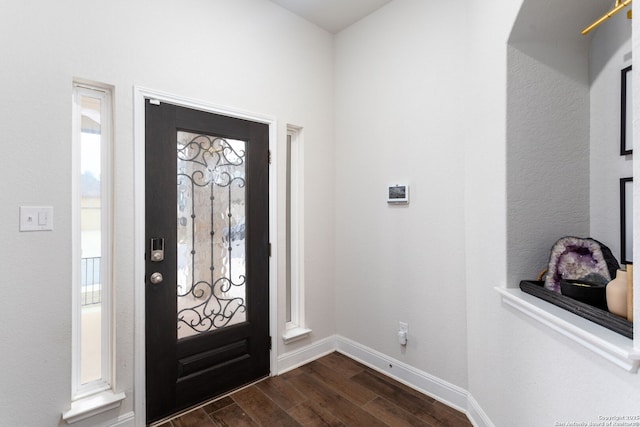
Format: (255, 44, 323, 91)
(150, 237, 165, 262)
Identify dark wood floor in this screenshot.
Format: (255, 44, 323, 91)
(156, 352, 472, 427)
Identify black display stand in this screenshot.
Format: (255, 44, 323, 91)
(519, 280, 633, 339)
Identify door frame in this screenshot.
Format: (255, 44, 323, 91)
(133, 86, 278, 426)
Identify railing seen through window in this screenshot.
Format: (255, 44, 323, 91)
(81, 257, 101, 306)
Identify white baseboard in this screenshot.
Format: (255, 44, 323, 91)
(123, 335, 493, 427)
(467, 394, 494, 427)
(335, 335, 468, 413)
(276, 335, 336, 374)
(124, 335, 492, 427)
(98, 411, 135, 427)
(273, 334, 492, 427)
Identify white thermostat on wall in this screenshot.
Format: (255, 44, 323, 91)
(387, 184, 409, 204)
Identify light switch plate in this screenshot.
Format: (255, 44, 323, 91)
(20, 206, 54, 231)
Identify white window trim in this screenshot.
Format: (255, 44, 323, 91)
(496, 286, 640, 372)
(283, 126, 311, 344)
(63, 390, 126, 424)
(64, 82, 123, 423)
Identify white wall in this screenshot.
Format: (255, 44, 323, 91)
(335, 1, 640, 424)
(590, 10, 633, 260)
(506, 41, 591, 285)
(505, 0, 634, 279)
(0, 1, 335, 425)
(467, 0, 640, 426)
(3, 0, 640, 426)
(334, 0, 469, 390)
(506, 0, 594, 287)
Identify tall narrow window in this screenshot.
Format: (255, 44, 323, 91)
(72, 83, 113, 398)
(65, 82, 123, 423)
(283, 126, 311, 344)
(286, 132, 293, 324)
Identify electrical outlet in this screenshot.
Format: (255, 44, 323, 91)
(399, 321, 408, 333)
(398, 321, 408, 346)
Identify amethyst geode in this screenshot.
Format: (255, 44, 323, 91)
(543, 237, 620, 293)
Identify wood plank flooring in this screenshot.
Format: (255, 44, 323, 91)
(156, 352, 472, 427)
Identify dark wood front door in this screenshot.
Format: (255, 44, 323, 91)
(145, 100, 270, 424)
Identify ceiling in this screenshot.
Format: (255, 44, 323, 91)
(269, 0, 393, 34)
(270, 0, 619, 38)
(509, 0, 616, 45)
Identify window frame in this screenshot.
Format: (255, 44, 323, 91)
(71, 82, 114, 400)
(283, 125, 311, 343)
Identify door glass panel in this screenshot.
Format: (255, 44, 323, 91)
(176, 131, 247, 340)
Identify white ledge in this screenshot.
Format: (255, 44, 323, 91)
(495, 287, 640, 373)
(282, 327, 312, 344)
(62, 390, 126, 424)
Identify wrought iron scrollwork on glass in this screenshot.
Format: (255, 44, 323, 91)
(176, 131, 247, 339)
